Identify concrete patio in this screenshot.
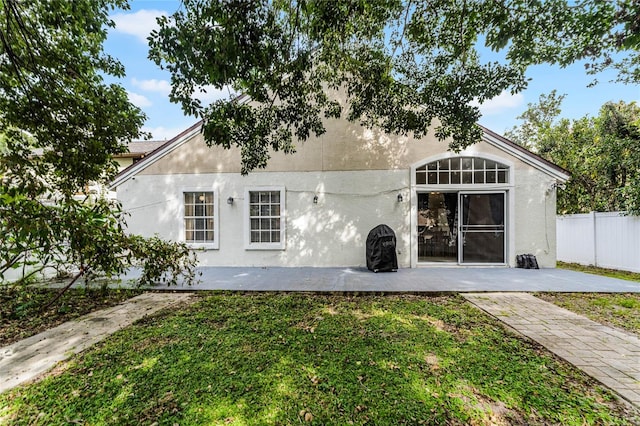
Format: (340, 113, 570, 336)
(135, 267, 640, 292)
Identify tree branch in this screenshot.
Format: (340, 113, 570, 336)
(42, 266, 85, 311)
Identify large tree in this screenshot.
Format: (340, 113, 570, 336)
(149, 0, 640, 174)
(0, 0, 196, 287)
(506, 95, 640, 215)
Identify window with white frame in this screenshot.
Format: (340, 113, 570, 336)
(415, 157, 509, 185)
(183, 191, 218, 247)
(245, 187, 285, 249)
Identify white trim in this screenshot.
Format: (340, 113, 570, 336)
(410, 151, 515, 187)
(410, 153, 515, 267)
(410, 151, 515, 170)
(410, 188, 417, 267)
(458, 190, 508, 266)
(110, 123, 203, 189)
(412, 189, 512, 267)
(244, 186, 286, 250)
(179, 187, 219, 250)
(481, 131, 570, 182)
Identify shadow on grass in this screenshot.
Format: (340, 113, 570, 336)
(1, 293, 635, 425)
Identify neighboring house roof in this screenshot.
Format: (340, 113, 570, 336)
(115, 140, 168, 159)
(110, 121, 570, 189)
(111, 121, 203, 188)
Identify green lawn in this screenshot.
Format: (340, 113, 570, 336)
(540, 263, 640, 335)
(1, 293, 635, 425)
(536, 292, 640, 335)
(558, 261, 640, 283)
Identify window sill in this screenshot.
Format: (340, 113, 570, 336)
(186, 243, 219, 251)
(245, 244, 285, 251)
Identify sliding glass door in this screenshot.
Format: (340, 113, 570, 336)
(459, 192, 505, 264)
(417, 192, 458, 263)
(417, 191, 506, 264)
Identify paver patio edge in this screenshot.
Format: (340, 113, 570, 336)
(0, 292, 196, 394)
(463, 292, 640, 409)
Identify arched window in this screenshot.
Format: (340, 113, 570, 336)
(415, 157, 509, 185)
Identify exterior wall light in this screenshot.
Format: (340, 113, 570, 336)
(227, 197, 234, 205)
(313, 195, 318, 204)
(397, 193, 403, 203)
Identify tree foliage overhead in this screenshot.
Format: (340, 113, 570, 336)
(149, 0, 639, 174)
(506, 96, 640, 215)
(0, 0, 138, 193)
(0, 0, 196, 287)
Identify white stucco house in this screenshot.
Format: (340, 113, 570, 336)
(111, 105, 569, 269)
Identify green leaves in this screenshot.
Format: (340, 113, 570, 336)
(148, 0, 523, 172)
(149, 1, 638, 173)
(0, 1, 195, 289)
(507, 95, 640, 215)
(0, 0, 144, 194)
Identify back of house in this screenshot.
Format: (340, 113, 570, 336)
(111, 103, 568, 269)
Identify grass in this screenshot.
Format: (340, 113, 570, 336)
(1, 293, 636, 425)
(536, 263, 640, 335)
(0, 286, 142, 346)
(536, 292, 640, 335)
(558, 261, 640, 283)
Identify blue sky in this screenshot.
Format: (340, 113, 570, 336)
(105, 1, 640, 141)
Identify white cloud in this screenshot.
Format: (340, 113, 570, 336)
(130, 79, 231, 103)
(127, 91, 152, 108)
(132, 78, 172, 95)
(471, 91, 524, 116)
(193, 85, 232, 103)
(142, 125, 187, 140)
(111, 9, 167, 43)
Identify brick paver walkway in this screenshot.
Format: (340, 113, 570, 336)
(0, 292, 195, 394)
(464, 292, 640, 407)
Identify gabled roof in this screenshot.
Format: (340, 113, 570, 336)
(110, 121, 570, 189)
(479, 125, 570, 182)
(110, 121, 204, 189)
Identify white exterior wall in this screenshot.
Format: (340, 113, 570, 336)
(113, 112, 567, 269)
(115, 157, 134, 171)
(407, 151, 557, 268)
(118, 170, 411, 267)
(512, 167, 558, 268)
(119, 164, 558, 268)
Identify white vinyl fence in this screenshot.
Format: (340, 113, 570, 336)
(557, 212, 640, 273)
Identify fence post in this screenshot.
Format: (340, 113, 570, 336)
(591, 211, 598, 267)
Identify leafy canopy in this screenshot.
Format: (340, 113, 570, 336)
(149, 0, 639, 174)
(506, 95, 640, 215)
(0, 0, 196, 287)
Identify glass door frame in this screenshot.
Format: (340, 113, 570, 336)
(457, 190, 508, 266)
(413, 189, 509, 267)
(410, 152, 516, 268)
(415, 191, 459, 265)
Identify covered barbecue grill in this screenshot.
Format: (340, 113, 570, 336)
(366, 224, 398, 272)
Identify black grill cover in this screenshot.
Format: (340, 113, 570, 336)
(366, 224, 398, 272)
